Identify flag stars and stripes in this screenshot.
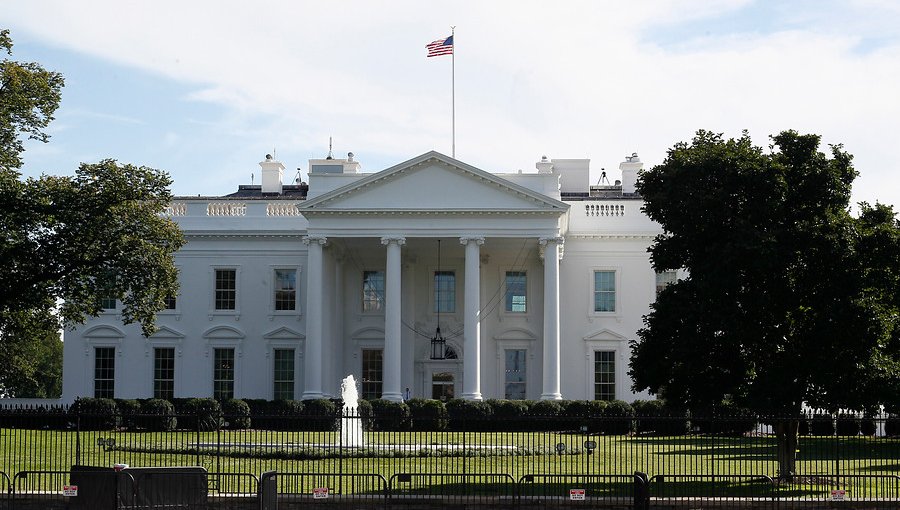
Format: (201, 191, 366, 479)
(426, 36, 454, 57)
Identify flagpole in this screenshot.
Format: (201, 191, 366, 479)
(451, 26, 456, 159)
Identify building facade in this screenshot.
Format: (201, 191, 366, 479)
(61, 151, 665, 403)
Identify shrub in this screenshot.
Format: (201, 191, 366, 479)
(860, 416, 877, 437)
(355, 399, 374, 431)
(115, 399, 141, 430)
(486, 399, 529, 431)
(601, 400, 635, 435)
(524, 400, 565, 431)
(223, 399, 252, 430)
(835, 414, 861, 436)
(565, 400, 607, 433)
(632, 400, 690, 436)
(693, 405, 755, 436)
(886, 415, 900, 437)
(407, 399, 448, 431)
(139, 399, 177, 431)
(368, 399, 410, 431)
(809, 414, 835, 436)
(182, 398, 222, 431)
(301, 398, 339, 431)
(446, 399, 493, 431)
(263, 400, 305, 430)
(71, 398, 120, 430)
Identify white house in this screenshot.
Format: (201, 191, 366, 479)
(61, 151, 666, 404)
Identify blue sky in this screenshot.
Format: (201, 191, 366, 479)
(5, 0, 900, 208)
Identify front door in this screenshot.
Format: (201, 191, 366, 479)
(431, 371, 455, 401)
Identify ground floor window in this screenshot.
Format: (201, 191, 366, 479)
(153, 347, 175, 400)
(432, 372, 454, 401)
(273, 348, 295, 400)
(361, 349, 383, 400)
(593, 350, 616, 401)
(213, 348, 235, 400)
(94, 347, 115, 398)
(504, 349, 527, 399)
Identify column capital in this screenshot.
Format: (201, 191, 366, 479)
(459, 236, 485, 246)
(302, 234, 328, 246)
(380, 235, 406, 246)
(538, 236, 565, 246)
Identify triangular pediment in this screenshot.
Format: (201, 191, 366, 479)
(583, 329, 630, 342)
(147, 325, 185, 339)
(263, 326, 306, 340)
(301, 152, 568, 214)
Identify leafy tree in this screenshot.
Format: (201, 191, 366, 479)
(630, 130, 900, 478)
(0, 30, 184, 395)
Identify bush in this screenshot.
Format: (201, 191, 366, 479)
(632, 400, 690, 436)
(486, 399, 529, 431)
(262, 400, 305, 430)
(115, 399, 141, 430)
(355, 399, 374, 431)
(601, 400, 635, 435)
(407, 399, 448, 431)
(524, 400, 565, 431)
(139, 399, 177, 431)
(835, 414, 861, 436)
(860, 416, 877, 437)
(182, 398, 222, 431)
(886, 415, 900, 437)
(301, 399, 339, 431)
(810, 415, 835, 436)
(223, 399, 251, 430)
(446, 399, 493, 431)
(565, 400, 607, 433)
(369, 399, 410, 431)
(71, 398, 120, 430)
(693, 405, 755, 436)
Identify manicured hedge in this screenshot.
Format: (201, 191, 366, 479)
(369, 399, 410, 431)
(407, 398, 448, 431)
(139, 398, 177, 431)
(301, 398, 339, 431)
(446, 399, 493, 431)
(71, 398, 120, 430)
(223, 399, 252, 430)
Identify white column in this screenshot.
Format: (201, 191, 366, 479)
(540, 236, 564, 400)
(302, 234, 327, 400)
(460, 236, 485, 401)
(381, 236, 405, 402)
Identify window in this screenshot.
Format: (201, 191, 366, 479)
(154, 348, 175, 400)
(593, 351, 615, 401)
(593, 270, 616, 312)
(362, 271, 385, 312)
(432, 372, 455, 401)
(99, 295, 116, 311)
(213, 348, 235, 400)
(361, 349, 383, 400)
(505, 271, 527, 313)
(94, 347, 115, 398)
(655, 270, 677, 297)
(215, 269, 237, 310)
(504, 349, 527, 399)
(434, 271, 456, 313)
(273, 349, 295, 400)
(274, 269, 297, 311)
(163, 295, 177, 310)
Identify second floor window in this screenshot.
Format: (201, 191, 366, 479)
(274, 269, 297, 311)
(655, 270, 677, 297)
(434, 271, 456, 313)
(593, 270, 616, 312)
(215, 269, 237, 310)
(362, 271, 385, 312)
(505, 271, 527, 313)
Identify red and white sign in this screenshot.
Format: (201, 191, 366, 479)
(569, 488, 586, 500)
(313, 487, 329, 499)
(831, 489, 847, 501)
(62, 485, 78, 497)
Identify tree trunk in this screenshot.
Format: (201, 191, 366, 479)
(775, 419, 799, 481)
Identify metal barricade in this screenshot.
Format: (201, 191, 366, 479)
(277, 472, 388, 508)
(389, 472, 517, 503)
(206, 471, 259, 497)
(518, 473, 635, 506)
(649, 473, 777, 506)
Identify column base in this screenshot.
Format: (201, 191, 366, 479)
(460, 392, 483, 401)
(301, 391, 325, 400)
(381, 392, 404, 403)
(540, 392, 563, 401)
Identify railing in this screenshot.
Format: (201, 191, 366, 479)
(206, 202, 246, 216)
(266, 202, 300, 216)
(585, 203, 625, 216)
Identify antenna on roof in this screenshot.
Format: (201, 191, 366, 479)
(251, 172, 255, 185)
(326, 137, 334, 160)
(599, 169, 609, 185)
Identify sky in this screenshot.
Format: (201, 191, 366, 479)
(4, 0, 900, 209)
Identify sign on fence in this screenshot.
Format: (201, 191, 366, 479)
(313, 487, 329, 499)
(62, 485, 78, 497)
(569, 488, 585, 500)
(831, 489, 848, 501)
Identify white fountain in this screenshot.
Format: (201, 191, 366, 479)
(340, 375, 365, 447)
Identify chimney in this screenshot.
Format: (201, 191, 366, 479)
(619, 152, 643, 194)
(260, 154, 285, 194)
(536, 155, 554, 174)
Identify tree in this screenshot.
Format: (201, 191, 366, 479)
(0, 30, 184, 396)
(630, 130, 900, 478)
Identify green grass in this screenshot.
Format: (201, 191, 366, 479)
(2, 427, 898, 499)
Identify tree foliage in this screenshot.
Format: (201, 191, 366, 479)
(0, 30, 184, 396)
(630, 130, 900, 415)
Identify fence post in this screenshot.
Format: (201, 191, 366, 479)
(259, 471, 277, 510)
(633, 471, 649, 510)
(75, 408, 82, 467)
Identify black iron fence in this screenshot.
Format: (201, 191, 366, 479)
(1, 404, 899, 508)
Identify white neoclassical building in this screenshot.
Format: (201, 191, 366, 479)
(61, 151, 666, 404)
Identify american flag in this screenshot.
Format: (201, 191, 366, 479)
(426, 36, 454, 57)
